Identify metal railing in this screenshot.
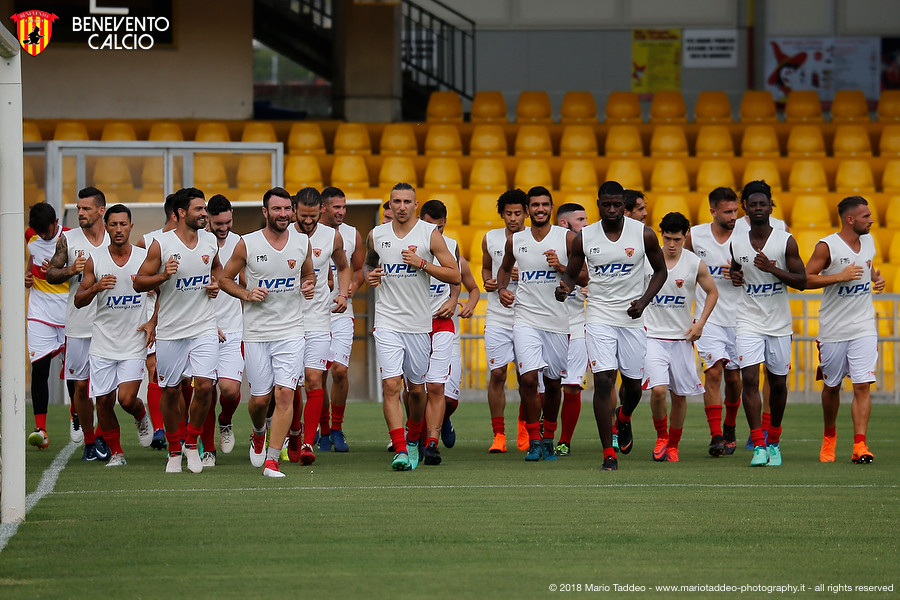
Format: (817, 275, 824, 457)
(401, 0, 476, 99)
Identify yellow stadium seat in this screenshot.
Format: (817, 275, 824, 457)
(471, 91, 508, 123)
(379, 156, 418, 188)
(604, 125, 643, 157)
(560, 91, 597, 123)
(649, 91, 687, 123)
(605, 91, 642, 123)
(742, 160, 783, 191)
(833, 125, 873, 157)
(785, 91, 823, 122)
(468, 158, 508, 191)
(236, 154, 272, 196)
(379, 123, 418, 156)
(92, 156, 135, 201)
(877, 90, 900, 121)
(696, 160, 736, 191)
(879, 125, 900, 157)
(101, 122, 137, 141)
(739, 91, 776, 122)
(835, 160, 875, 194)
(559, 159, 598, 192)
(193, 155, 230, 197)
(330, 155, 371, 190)
(650, 159, 690, 192)
(695, 125, 735, 157)
(515, 91, 553, 123)
(650, 194, 691, 227)
(885, 196, 900, 227)
(424, 192, 463, 225)
(889, 233, 900, 264)
(469, 124, 508, 157)
(333, 123, 372, 155)
(559, 192, 600, 222)
(788, 160, 828, 193)
(514, 125, 552, 156)
(425, 124, 462, 156)
(694, 91, 733, 123)
(288, 122, 326, 155)
(792, 229, 830, 263)
(790, 194, 831, 228)
(786, 125, 826, 157)
(831, 90, 869, 122)
(694, 198, 714, 225)
(241, 122, 277, 143)
(424, 157, 462, 190)
(53, 121, 89, 140)
(559, 125, 598, 157)
(148, 122, 184, 141)
(650, 125, 688, 157)
(741, 125, 780, 157)
(514, 159, 552, 191)
(883, 161, 900, 193)
(468, 193, 505, 228)
(284, 155, 323, 190)
(604, 159, 644, 190)
(139, 157, 181, 198)
(426, 91, 463, 123)
(23, 122, 41, 142)
(195, 122, 231, 142)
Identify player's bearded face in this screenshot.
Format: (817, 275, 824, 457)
(184, 198, 208, 231)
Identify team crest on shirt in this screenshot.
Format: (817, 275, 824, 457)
(131, 274, 136, 281)
(68, 368, 74, 374)
(287, 259, 296, 269)
(313, 248, 322, 258)
(867, 260, 872, 268)
(625, 248, 634, 257)
(408, 245, 418, 253)
(675, 279, 684, 288)
(489, 358, 495, 365)
(201, 255, 210, 264)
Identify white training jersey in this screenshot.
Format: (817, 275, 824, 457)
(484, 227, 521, 330)
(510, 226, 569, 334)
(690, 223, 740, 327)
(302, 224, 338, 332)
(142, 228, 165, 321)
(645, 250, 701, 340)
(733, 215, 786, 236)
(731, 228, 794, 337)
(566, 285, 587, 339)
(154, 229, 219, 341)
(582, 217, 648, 328)
(817, 233, 877, 342)
(26, 225, 68, 326)
(214, 231, 243, 334)
(430, 235, 459, 316)
(64, 227, 110, 338)
(371, 219, 436, 334)
(331, 222, 358, 322)
(89, 245, 149, 360)
(241, 228, 309, 342)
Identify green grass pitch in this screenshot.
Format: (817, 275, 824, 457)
(1, 400, 897, 599)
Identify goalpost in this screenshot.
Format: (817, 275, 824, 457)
(0, 24, 26, 524)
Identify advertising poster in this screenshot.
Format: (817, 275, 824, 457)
(632, 29, 682, 95)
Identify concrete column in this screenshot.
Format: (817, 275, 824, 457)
(332, 0, 402, 122)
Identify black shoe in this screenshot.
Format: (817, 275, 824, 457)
(708, 434, 726, 457)
(601, 455, 618, 471)
(423, 441, 442, 465)
(81, 443, 98, 461)
(94, 436, 111, 461)
(150, 428, 167, 450)
(615, 406, 633, 455)
(723, 425, 737, 455)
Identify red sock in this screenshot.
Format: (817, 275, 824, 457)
(35, 413, 47, 431)
(291, 389, 304, 433)
(617, 410, 632, 424)
(491, 416, 505, 435)
(177, 421, 186, 443)
(147, 381, 164, 429)
(768, 426, 782, 445)
(444, 399, 459, 420)
(303, 388, 325, 445)
(525, 422, 541, 442)
(332, 404, 346, 431)
(389, 428, 407, 454)
(542, 420, 558, 441)
(319, 399, 332, 436)
(406, 419, 423, 443)
(133, 402, 147, 422)
(854, 434, 866, 444)
(603, 447, 617, 459)
(750, 427, 765, 448)
(705, 404, 723, 437)
(559, 391, 581, 444)
(83, 426, 96, 445)
(95, 423, 103, 437)
(426, 436, 438, 447)
(106, 427, 123, 455)
(653, 415, 668, 438)
(723, 398, 741, 428)
(824, 426, 837, 438)
(185, 423, 202, 447)
(612, 420, 617, 435)
(668, 427, 683, 449)
(761, 411, 771, 435)
(166, 431, 182, 454)
(201, 399, 216, 452)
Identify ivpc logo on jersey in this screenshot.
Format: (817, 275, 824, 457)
(10, 11, 58, 56)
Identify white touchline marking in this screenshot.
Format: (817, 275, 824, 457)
(0, 442, 77, 554)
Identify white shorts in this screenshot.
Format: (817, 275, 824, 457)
(305, 330, 332, 371)
(513, 324, 569, 380)
(328, 317, 354, 367)
(64, 337, 92, 381)
(217, 331, 244, 383)
(696, 322, 740, 372)
(426, 327, 455, 384)
(445, 352, 462, 400)
(27, 320, 65, 362)
(484, 325, 515, 371)
(561, 335, 589, 386)
(817, 336, 878, 387)
(585, 323, 647, 379)
(245, 337, 305, 396)
(156, 334, 219, 388)
(373, 328, 431, 385)
(736, 333, 792, 376)
(643, 338, 706, 397)
(89, 356, 146, 397)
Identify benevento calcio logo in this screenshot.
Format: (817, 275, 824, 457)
(10, 10, 58, 56)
